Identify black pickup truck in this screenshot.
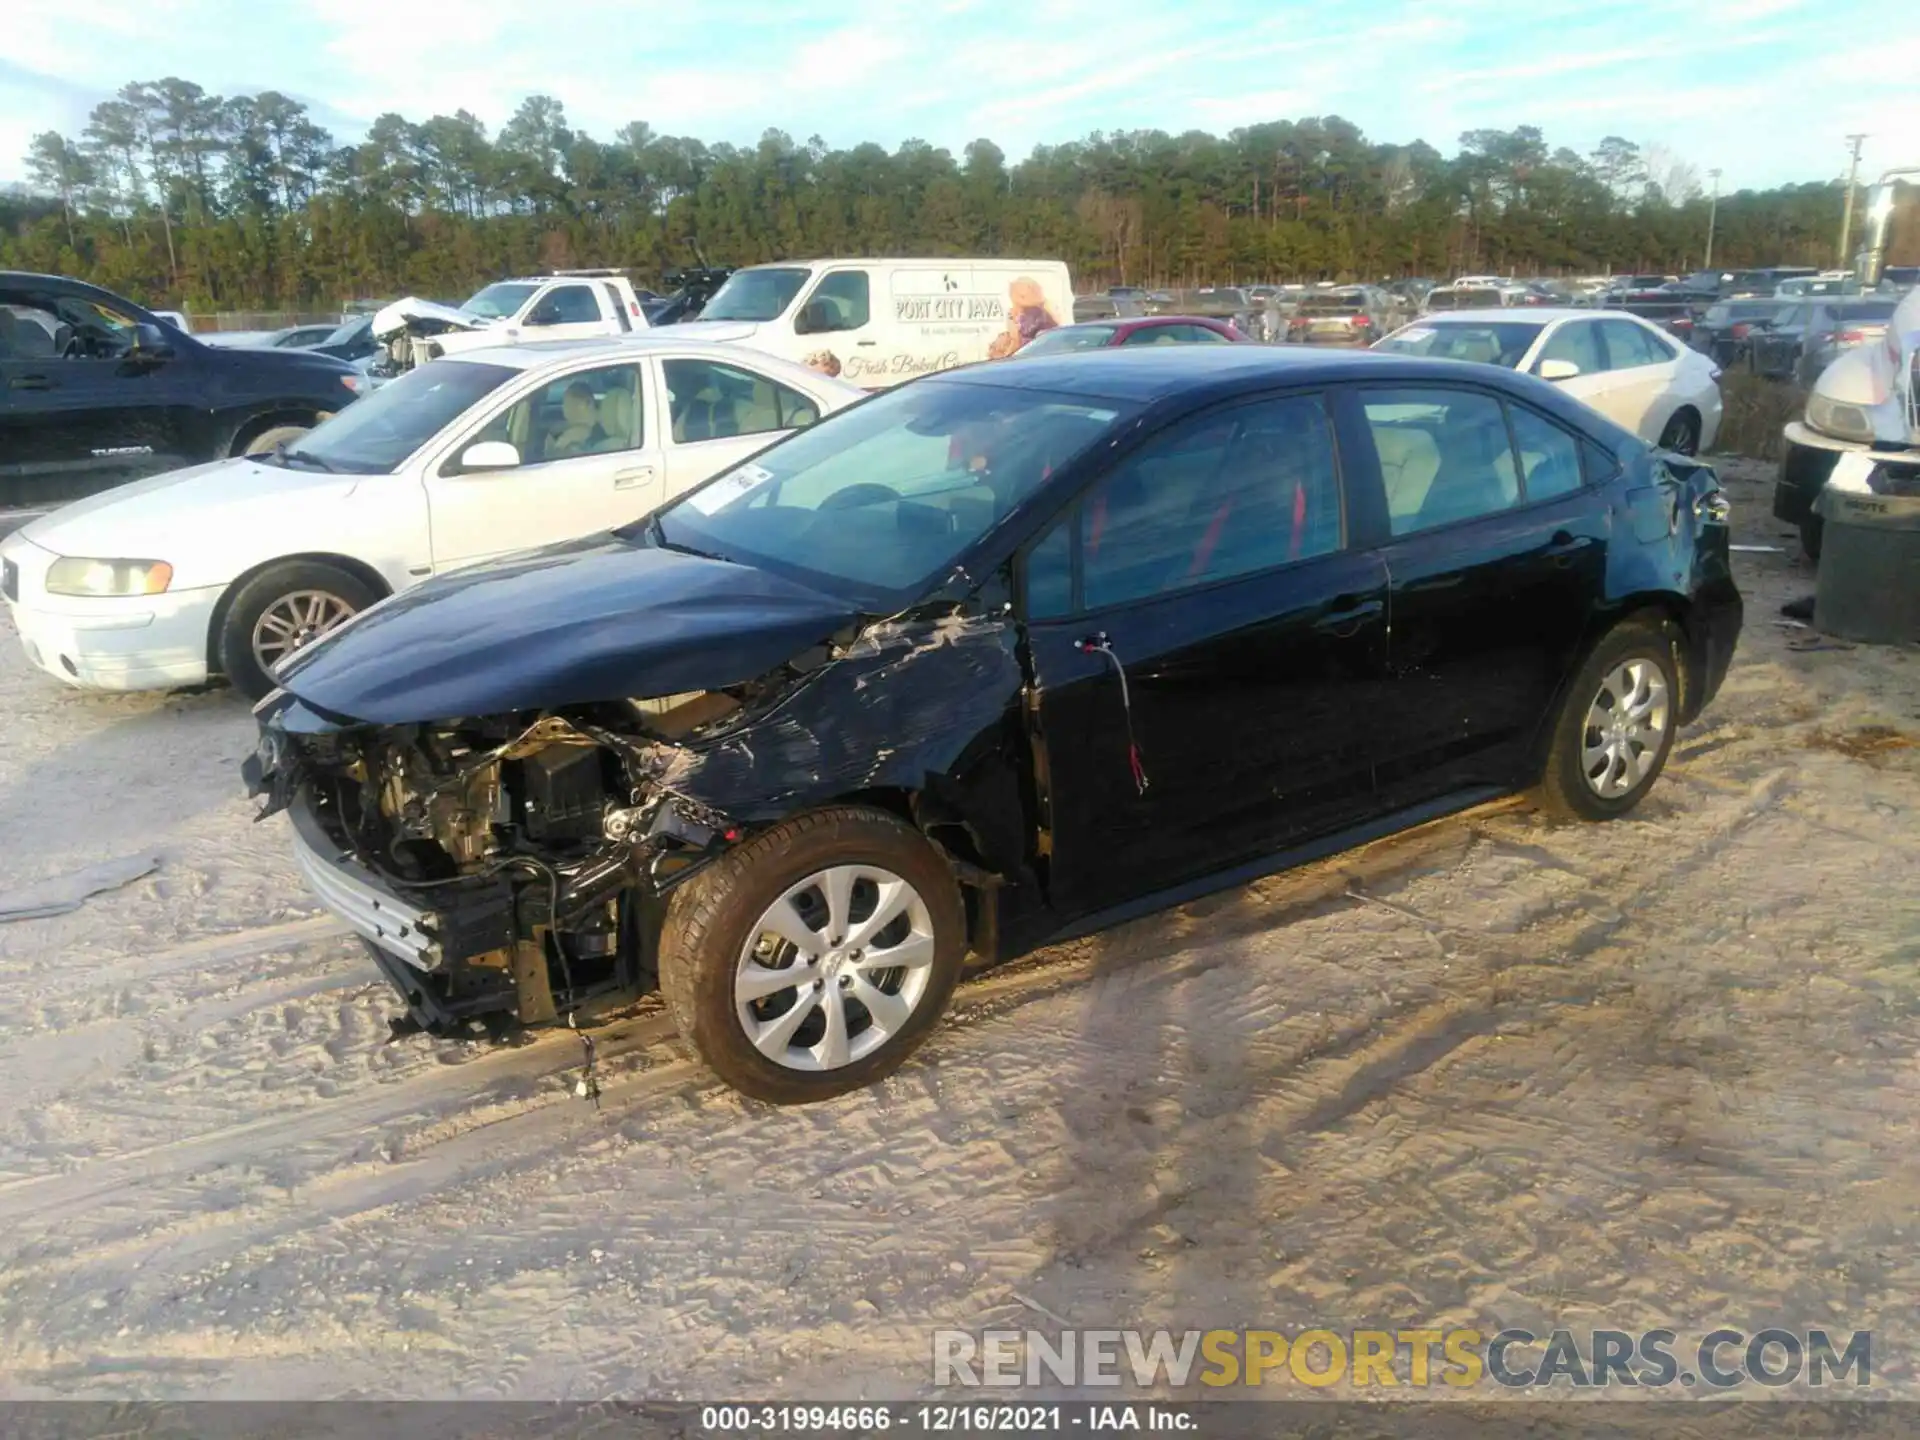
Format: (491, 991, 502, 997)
(0, 271, 366, 509)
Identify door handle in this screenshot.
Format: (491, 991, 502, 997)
(8, 375, 53, 391)
(856, 339, 877, 347)
(612, 465, 656, 489)
(1313, 597, 1383, 637)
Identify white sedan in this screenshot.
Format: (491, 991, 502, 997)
(1, 336, 865, 699)
(1373, 307, 1722, 454)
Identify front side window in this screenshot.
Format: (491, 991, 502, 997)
(1508, 406, 1584, 501)
(663, 358, 821, 444)
(798, 271, 872, 334)
(457, 362, 644, 471)
(0, 289, 141, 361)
(529, 285, 601, 326)
(652, 378, 1136, 603)
(285, 360, 518, 475)
(1029, 395, 1342, 616)
(700, 267, 811, 323)
(1362, 388, 1518, 537)
(1536, 320, 1604, 376)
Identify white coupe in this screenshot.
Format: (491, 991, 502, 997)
(1, 336, 865, 698)
(1373, 307, 1723, 455)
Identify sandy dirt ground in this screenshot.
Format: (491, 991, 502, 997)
(0, 455, 1916, 1407)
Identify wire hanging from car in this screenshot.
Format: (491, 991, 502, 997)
(1074, 632, 1149, 795)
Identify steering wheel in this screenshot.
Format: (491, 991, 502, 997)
(818, 482, 900, 511)
(60, 334, 85, 359)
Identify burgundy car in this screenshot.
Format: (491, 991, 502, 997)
(1015, 314, 1247, 356)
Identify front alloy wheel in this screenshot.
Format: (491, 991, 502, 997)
(251, 589, 359, 674)
(658, 806, 967, 1103)
(735, 864, 938, 1072)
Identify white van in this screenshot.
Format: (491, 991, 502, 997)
(668, 258, 1074, 387)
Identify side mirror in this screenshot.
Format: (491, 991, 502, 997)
(458, 440, 521, 472)
(1537, 358, 1581, 381)
(130, 322, 176, 361)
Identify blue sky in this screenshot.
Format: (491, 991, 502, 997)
(3, 0, 1914, 193)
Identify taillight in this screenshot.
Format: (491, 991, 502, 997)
(1730, 323, 1750, 340)
(1351, 314, 1371, 328)
(1834, 329, 1867, 344)
(1671, 318, 1693, 332)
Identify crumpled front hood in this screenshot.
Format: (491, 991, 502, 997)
(370, 296, 490, 341)
(275, 534, 865, 724)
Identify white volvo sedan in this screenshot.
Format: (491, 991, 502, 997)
(1372, 307, 1723, 454)
(1, 337, 865, 698)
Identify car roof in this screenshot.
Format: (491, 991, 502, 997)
(439, 335, 865, 391)
(935, 344, 1554, 406)
(1409, 306, 1608, 325)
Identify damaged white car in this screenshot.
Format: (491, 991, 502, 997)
(373, 270, 650, 375)
(1774, 170, 1920, 558)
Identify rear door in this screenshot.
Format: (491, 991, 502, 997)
(1347, 383, 1609, 807)
(1022, 390, 1391, 915)
(655, 354, 829, 502)
(422, 358, 664, 571)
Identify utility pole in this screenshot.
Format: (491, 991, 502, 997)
(1704, 168, 1722, 268)
(1839, 134, 1868, 269)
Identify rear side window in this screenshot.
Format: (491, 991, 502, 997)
(1536, 321, 1603, 376)
(1600, 319, 1672, 368)
(1024, 395, 1342, 617)
(1508, 406, 1583, 501)
(663, 358, 820, 442)
(1361, 389, 1518, 537)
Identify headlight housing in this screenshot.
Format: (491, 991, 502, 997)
(45, 557, 174, 597)
(1806, 391, 1874, 443)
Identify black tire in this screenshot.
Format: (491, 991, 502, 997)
(216, 560, 379, 700)
(1537, 618, 1685, 823)
(1799, 515, 1823, 564)
(658, 805, 967, 1104)
(240, 423, 312, 457)
(1657, 408, 1700, 456)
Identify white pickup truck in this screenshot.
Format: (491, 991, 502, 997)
(372, 269, 650, 372)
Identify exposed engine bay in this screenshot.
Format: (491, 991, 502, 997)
(254, 687, 765, 1034)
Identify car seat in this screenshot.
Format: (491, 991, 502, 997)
(1418, 417, 1517, 530)
(547, 385, 600, 458)
(1373, 426, 1442, 531)
(594, 384, 636, 451)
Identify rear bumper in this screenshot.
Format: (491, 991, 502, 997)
(1686, 583, 1742, 722)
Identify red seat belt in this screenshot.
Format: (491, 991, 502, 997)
(1188, 499, 1233, 577)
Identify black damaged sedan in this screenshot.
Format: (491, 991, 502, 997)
(245, 347, 1742, 1104)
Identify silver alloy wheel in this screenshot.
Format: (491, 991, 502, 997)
(734, 863, 937, 1072)
(1581, 659, 1670, 799)
(251, 589, 358, 673)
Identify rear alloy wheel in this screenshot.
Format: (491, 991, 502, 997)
(217, 560, 378, 700)
(1538, 619, 1683, 822)
(1658, 409, 1700, 455)
(658, 806, 966, 1103)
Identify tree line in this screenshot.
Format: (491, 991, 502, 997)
(0, 78, 1857, 312)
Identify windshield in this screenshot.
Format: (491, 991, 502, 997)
(462, 282, 538, 320)
(318, 316, 370, 347)
(699, 267, 811, 323)
(649, 380, 1139, 603)
(1019, 324, 1118, 355)
(1376, 321, 1543, 367)
(1427, 288, 1502, 310)
(276, 360, 517, 474)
